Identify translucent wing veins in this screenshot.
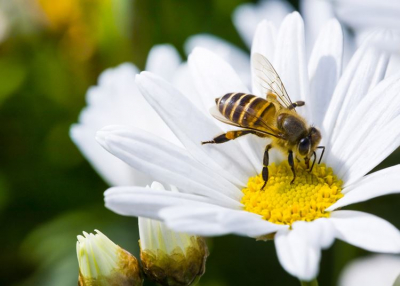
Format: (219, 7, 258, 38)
(252, 53, 294, 109)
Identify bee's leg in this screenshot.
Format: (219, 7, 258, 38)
(317, 146, 325, 164)
(201, 130, 255, 145)
(261, 144, 272, 190)
(309, 151, 317, 172)
(304, 157, 310, 169)
(288, 101, 305, 110)
(288, 150, 296, 184)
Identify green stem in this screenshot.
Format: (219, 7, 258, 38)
(300, 278, 319, 286)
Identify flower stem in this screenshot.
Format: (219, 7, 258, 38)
(300, 279, 319, 286)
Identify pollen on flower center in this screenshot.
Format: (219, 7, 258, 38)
(241, 162, 343, 225)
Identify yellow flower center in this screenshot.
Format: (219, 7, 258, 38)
(241, 162, 343, 225)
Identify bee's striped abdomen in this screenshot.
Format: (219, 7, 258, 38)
(217, 92, 244, 117)
(216, 93, 276, 129)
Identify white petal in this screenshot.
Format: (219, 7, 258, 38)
(251, 20, 278, 96)
(327, 165, 400, 211)
(105, 187, 220, 220)
(355, 30, 400, 78)
(145, 44, 181, 82)
(323, 30, 393, 147)
(136, 71, 255, 186)
(299, 0, 335, 57)
(249, 20, 285, 165)
(97, 125, 242, 206)
(342, 117, 400, 185)
(172, 63, 204, 109)
(307, 19, 343, 128)
(159, 205, 288, 237)
(342, 26, 357, 68)
(184, 34, 251, 88)
(327, 73, 400, 185)
(334, 0, 400, 31)
(82, 63, 181, 146)
(188, 47, 263, 172)
(274, 219, 334, 281)
(386, 52, 400, 78)
(304, 219, 336, 249)
(274, 12, 310, 119)
(70, 125, 149, 186)
(232, 0, 294, 48)
(338, 254, 400, 286)
(71, 63, 173, 186)
(188, 47, 249, 114)
(330, 211, 400, 253)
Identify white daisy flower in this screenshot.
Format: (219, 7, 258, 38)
(99, 12, 400, 281)
(338, 255, 400, 286)
(76, 230, 142, 286)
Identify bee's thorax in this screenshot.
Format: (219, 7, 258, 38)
(277, 113, 308, 144)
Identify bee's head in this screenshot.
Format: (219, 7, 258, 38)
(297, 127, 322, 157)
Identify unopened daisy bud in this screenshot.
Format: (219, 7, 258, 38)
(139, 218, 208, 286)
(76, 230, 143, 286)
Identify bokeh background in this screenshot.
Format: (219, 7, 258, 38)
(0, 0, 399, 285)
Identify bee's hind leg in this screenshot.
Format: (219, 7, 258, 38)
(261, 144, 272, 190)
(201, 130, 255, 145)
(288, 150, 296, 184)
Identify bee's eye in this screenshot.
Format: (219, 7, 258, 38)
(298, 138, 310, 156)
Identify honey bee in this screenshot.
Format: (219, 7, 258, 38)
(201, 53, 325, 188)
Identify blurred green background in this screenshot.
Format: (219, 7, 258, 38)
(0, 0, 399, 285)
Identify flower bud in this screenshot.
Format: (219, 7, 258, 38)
(76, 230, 143, 286)
(139, 217, 208, 286)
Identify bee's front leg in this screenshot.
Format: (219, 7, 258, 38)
(201, 130, 255, 145)
(288, 150, 296, 184)
(304, 157, 310, 169)
(304, 152, 317, 172)
(261, 144, 272, 190)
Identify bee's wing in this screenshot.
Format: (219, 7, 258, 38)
(209, 106, 284, 139)
(252, 53, 294, 109)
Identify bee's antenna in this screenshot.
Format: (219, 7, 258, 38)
(317, 146, 325, 164)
